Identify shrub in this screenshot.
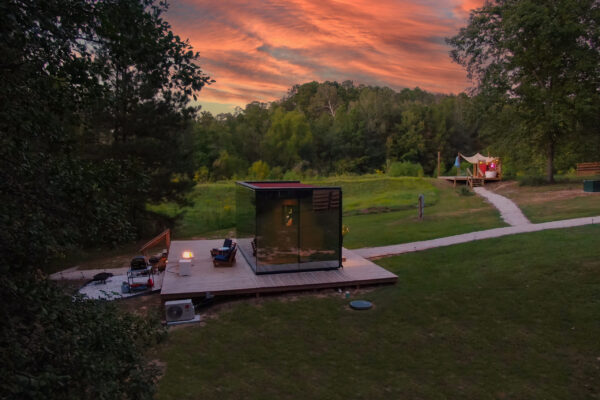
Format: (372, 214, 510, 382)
(387, 161, 424, 177)
(0, 273, 165, 400)
(457, 186, 474, 196)
(283, 169, 302, 180)
(247, 160, 270, 180)
(269, 166, 284, 180)
(193, 166, 210, 183)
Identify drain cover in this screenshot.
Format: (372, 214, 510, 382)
(349, 300, 372, 310)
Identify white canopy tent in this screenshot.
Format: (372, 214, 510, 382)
(459, 152, 498, 164)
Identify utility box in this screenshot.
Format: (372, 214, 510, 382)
(236, 181, 342, 274)
(583, 180, 600, 192)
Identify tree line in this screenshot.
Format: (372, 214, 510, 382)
(192, 77, 599, 182)
(191, 0, 599, 184)
(193, 83, 483, 180)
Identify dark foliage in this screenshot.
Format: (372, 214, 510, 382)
(0, 0, 210, 270)
(191, 83, 484, 179)
(0, 273, 165, 400)
(0, 1, 205, 398)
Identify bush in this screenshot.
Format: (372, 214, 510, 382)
(269, 166, 284, 180)
(0, 273, 165, 400)
(193, 166, 210, 183)
(387, 161, 424, 177)
(283, 169, 302, 180)
(247, 160, 270, 180)
(457, 186, 474, 196)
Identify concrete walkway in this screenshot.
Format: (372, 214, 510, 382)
(473, 187, 531, 226)
(354, 215, 600, 259)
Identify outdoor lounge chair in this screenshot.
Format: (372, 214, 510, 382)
(212, 243, 237, 267)
(210, 238, 233, 257)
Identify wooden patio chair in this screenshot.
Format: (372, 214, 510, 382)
(210, 238, 233, 257)
(212, 243, 237, 267)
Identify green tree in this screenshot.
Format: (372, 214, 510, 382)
(87, 0, 212, 202)
(0, 1, 208, 397)
(247, 160, 271, 179)
(448, 0, 600, 182)
(263, 109, 314, 170)
(212, 150, 247, 180)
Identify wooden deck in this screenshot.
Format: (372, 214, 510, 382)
(438, 176, 501, 185)
(161, 239, 398, 300)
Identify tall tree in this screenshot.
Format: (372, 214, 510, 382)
(447, 0, 600, 182)
(87, 0, 212, 202)
(263, 108, 314, 170)
(0, 2, 209, 396)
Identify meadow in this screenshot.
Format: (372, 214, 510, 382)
(156, 225, 600, 400)
(148, 176, 505, 248)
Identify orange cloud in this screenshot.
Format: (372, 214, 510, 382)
(166, 0, 484, 112)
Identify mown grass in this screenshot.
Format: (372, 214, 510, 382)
(490, 180, 600, 223)
(521, 196, 600, 223)
(342, 180, 504, 248)
(312, 176, 438, 214)
(147, 176, 440, 238)
(147, 182, 236, 238)
(156, 225, 600, 400)
(55, 177, 495, 272)
(148, 176, 503, 244)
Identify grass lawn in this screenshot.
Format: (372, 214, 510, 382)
(147, 182, 237, 239)
(312, 176, 439, 215)
(343, 179, 504, 248)
(156, 225, 600, 399)
(52, 176, 501, 272)
(489, 180, 600, 223)
(149, 176, 504, 247)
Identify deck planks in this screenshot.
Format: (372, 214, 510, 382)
(160, 239, 398, 300)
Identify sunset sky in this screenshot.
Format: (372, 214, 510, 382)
(167, 0, 484, 114)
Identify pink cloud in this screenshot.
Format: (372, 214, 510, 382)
(166, 0, 484, 111)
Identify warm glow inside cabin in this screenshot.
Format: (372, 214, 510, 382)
(235, 181, 342, 274)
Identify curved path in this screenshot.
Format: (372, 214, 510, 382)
(354, 215, 600, 259)
(473, 187, 530, 226)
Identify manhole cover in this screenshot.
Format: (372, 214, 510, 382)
(349, 300, 372, 310)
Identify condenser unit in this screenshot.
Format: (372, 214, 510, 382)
(165, 299, 195, 322)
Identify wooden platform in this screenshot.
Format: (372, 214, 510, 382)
(438, 176, 501, 185)
(161, 239, 398, 300)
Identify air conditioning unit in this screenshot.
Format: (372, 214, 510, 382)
(165, 299, 195, 322)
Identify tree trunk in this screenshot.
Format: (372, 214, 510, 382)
(546, 140, 555, 183)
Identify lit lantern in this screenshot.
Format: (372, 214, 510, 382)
(182, 251, 194, 259)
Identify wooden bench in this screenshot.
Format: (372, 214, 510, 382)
(576, 162, 600, 176)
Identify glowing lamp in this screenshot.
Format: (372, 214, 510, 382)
(182, 251, 194, 259)
(490, 162, 496, 169)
